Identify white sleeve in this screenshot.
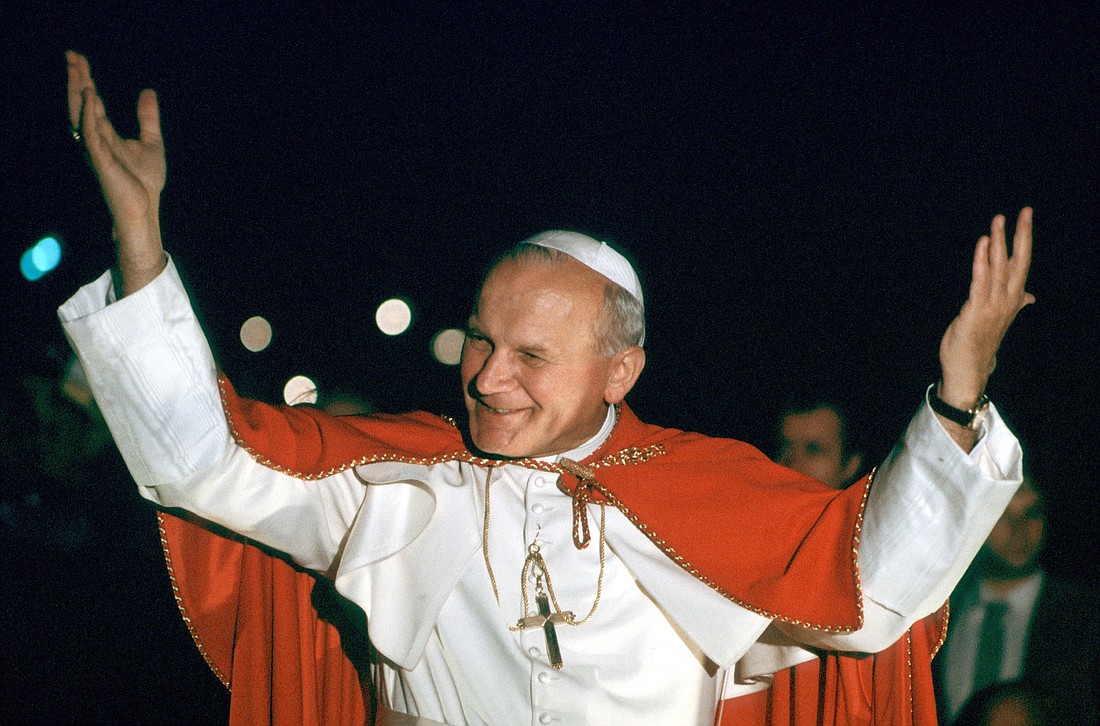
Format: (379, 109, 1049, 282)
(59, 259, 227, 487)
(787, 390, 1022, 651)
(58, 258, 365, 572)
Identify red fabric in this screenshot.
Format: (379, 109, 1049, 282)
(158, 374, 943, 724)
(160, 513, 368, 726)
(222, 376, 866, 629)
(569, 415, 867, 630)
(717, 606, 948, 725)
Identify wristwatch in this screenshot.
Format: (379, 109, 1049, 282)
(930, 386, 991, 431)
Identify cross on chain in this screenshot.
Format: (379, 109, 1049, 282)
(517, 576, 573, 669)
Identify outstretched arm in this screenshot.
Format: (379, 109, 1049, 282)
(827, 210, 1034, 626)
(67, 50, 166, 295)
(936, 207, 1034, 451)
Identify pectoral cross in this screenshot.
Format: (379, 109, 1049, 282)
(517, 576, 572, 669)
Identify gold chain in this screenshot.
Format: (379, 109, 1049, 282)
(482, 464, 606, 629)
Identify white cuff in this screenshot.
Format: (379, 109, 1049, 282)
(58, 257, 229, 486)
(858, 392, 1022, 617)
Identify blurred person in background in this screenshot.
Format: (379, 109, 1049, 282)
(935, 462, 1100, 725)
(774, 390, 864, 490)
(0, 347, 229, 724)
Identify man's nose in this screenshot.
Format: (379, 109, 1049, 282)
(783, 449, 808, 468)
(1006, 514, 1040, 536)
(473, 350, 515, 395)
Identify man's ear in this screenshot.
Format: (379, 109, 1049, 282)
(841, 453, 863, 485)
(604, 346, 646, 404)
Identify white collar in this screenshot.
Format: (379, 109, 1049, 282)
(979, 570, 1044, 611)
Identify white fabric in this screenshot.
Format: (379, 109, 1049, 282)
(59, 258, 1024, 725)
(523, 230, 643, 307)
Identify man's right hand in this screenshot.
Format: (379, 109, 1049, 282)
(67, 50, 167, 296)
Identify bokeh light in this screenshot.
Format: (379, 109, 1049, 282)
(431, 328, 465, 366)
(283, 375, 318, 405)
(375, 298, 412, 336)
(240, 315, 273, 352)
(20, 236, 62, 281)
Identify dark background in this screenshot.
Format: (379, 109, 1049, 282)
(2, 4, 1097, 723)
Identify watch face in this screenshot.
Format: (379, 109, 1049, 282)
(967, 396, 991, 430)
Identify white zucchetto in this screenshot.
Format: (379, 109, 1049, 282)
(523, 230, 645, 346)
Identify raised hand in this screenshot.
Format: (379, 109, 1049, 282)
(67, 50, 167, 295)
(937, 207, 1035, 446)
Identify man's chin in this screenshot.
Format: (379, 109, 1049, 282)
(467, 412, 536, 459)
(468, 431, 529, 460)
(978, 551, 1042, 581)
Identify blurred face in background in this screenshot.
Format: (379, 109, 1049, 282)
(978, 479, 1045, 580)
(777, 406, 861, 489)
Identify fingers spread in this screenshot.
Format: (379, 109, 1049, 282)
(970, 234, 991, 302)
(968, 208, 1036, 314)
(987, 214, 1008, 286)
(1008, 207, 1034, 293)
(66, 50, 92, 130)
(82, 85, 121, 169)
(136, 89, 163, 145)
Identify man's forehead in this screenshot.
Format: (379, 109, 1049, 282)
(522, 230, 644, 308)
(472, 233, 646, 351)
(1010, 482, 1041, 511)
(466, 309, 602, 363)
(783, 408, 842, 435)
(471, 262, 603, 332)
(479, 255, 606, 301)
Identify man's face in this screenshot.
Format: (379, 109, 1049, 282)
(460, 257, 625, 458)
(980, 481, 1045, 579)
(777, 407, 859, 489)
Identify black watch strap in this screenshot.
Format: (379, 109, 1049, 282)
(929, 387, 990, 429)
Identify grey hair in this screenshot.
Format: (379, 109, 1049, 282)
(478, 243, 645, 357)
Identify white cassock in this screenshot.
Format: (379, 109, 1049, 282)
(59, 258, 1022, 725)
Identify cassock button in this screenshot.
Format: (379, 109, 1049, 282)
(538, 713, 559, 724)
(528, 646, 541, 658)
(537, 671, 558, 684)
(531, 502, 546, 514)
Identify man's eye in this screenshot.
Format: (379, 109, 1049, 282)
(465, 334, 491, 349)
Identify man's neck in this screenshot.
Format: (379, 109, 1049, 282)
(538, 405, 617, 465)
(981, 569, 1042, 599)
(983, 578, 1027, 597)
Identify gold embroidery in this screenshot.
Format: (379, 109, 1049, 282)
(592, 443, 666, 467)
(907, 628, 915, 717)
(158, 512, 231, 689)
(932, 600, 950, 660)
(217, 374, 868, 632)
(582, 467, 873, 633)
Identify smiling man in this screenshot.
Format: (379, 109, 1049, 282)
(462, 239, 645, 459)
(60, 51, 1035, 725)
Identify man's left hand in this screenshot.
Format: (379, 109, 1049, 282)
(937, 207, 1035, 446)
